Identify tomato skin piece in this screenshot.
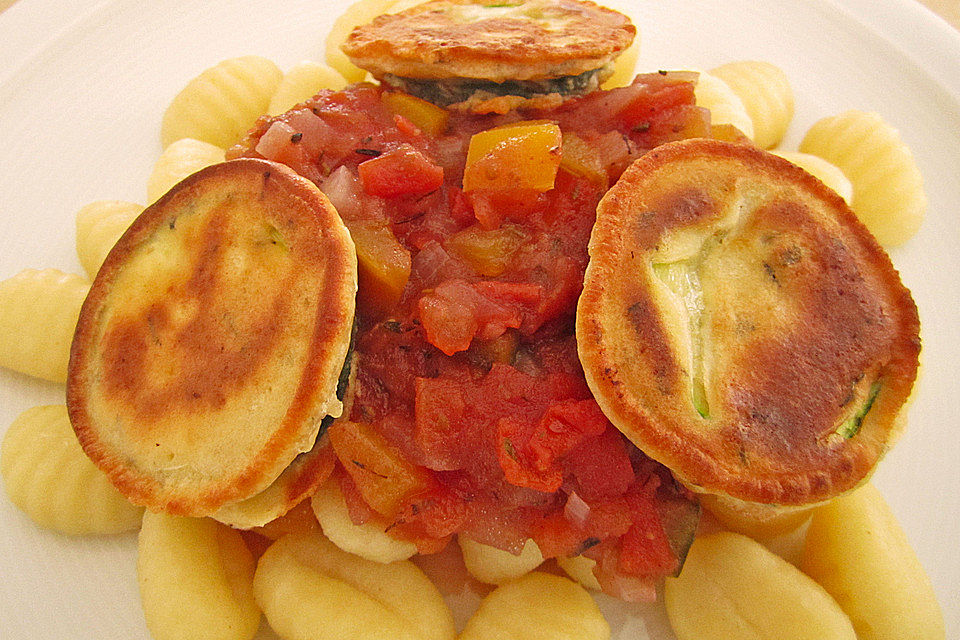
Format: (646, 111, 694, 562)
(618, 489, 679, 577)
(358, 143, 444, 197)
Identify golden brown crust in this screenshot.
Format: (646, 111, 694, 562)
(212, 354, 359, 528)
(342, 0, 635, 82)
(67, 159, 357, 516)
(576, 139, 920, 506)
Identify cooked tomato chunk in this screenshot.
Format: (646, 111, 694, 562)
(358, 143, 444, 197)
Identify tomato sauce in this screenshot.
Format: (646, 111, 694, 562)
(230, 72, 709, 600)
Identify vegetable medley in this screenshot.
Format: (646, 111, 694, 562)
(230, 71, 717, 599)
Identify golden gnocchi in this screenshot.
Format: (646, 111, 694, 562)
(800, 110, 925, 246)
(75, 200, 144, 278)
(160, 56, 282, 149)
(664, 532, 856, 640)
(459, 571, 609, 640)
(710, 60, 794, 149)
(253, 531, 455, 640)
(694, 70, 754, 140)
(770, 150, 854, 204)
(601, 31, 641, 90)
(0, 268, 89, 383)
(1, 405, 143, 535)
(146, 137, 226, 203)
(801, 483, 945, 640)
(137, 512, 261, 640)
(458, 536, 544, 585)
(325, 0, 399, 84)
(556, 554, 601, 591)
(310, 477, 417, 564)
(268, 61, 348, 115)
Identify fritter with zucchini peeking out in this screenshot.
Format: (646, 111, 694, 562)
(341, 0, 636, 111)
(577, 138, 920, 509)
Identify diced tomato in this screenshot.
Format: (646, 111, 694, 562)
(415, 376, 470, 471)
(495, 399, 609, 494)
(615, 75, 697, 129)
(497, 417, 563, 493)
(618, 487, 679, 577)
(467, 187, 545, 230)
(475, 280, 542, 314)
(358, 143, 444, 197)
(591, 541, 659, 603)
(391, 485, 469, 544)
(527, 400, 608, 469)
(418, 279, 523, 355)
(634, 104, 711, 147)
(531, 496, 634, 559)
(328, 420, 433, 519)
(563, 428, 635, 501)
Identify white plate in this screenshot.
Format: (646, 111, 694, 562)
(0, 0, 957, 638)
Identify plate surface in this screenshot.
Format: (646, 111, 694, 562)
(0, 0, 957, 638)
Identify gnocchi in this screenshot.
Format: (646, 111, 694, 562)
(458, 536, 544, 585)
(310, 476, 417, 563)
(1, 405, 143, 535)
(556, 554, 601, 591)
(160, 56, 282, 149)
(698, 492, 812, 541)
(799, 110, 925, 246)
(75, 200, 144, 278)
(801, 483, 945, 640)
(601, 31, 641, 90)
(147, 138, 226, 203)
(268, 61, 348, 115)
(137, 512, 261, 640)
(459, 571, 609, 640)
(253, 531, 455, 640)
(664, 532, 855, 640)
(0, 268, 89, 382)
(694, 71, 755, 140)
(770, 150, 854, 204)
(325, 0, 399, 84)
(710, 60, 794, 148)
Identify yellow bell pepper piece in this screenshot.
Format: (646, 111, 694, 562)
(463, 121, 563, 192)
(445, 224, 528, 277)
(559, 132, 608, 190)
(342, 218, 411, 319)
(381, 91, 450, 137)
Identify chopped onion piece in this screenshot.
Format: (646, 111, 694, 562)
(564, 490, 591, 526)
